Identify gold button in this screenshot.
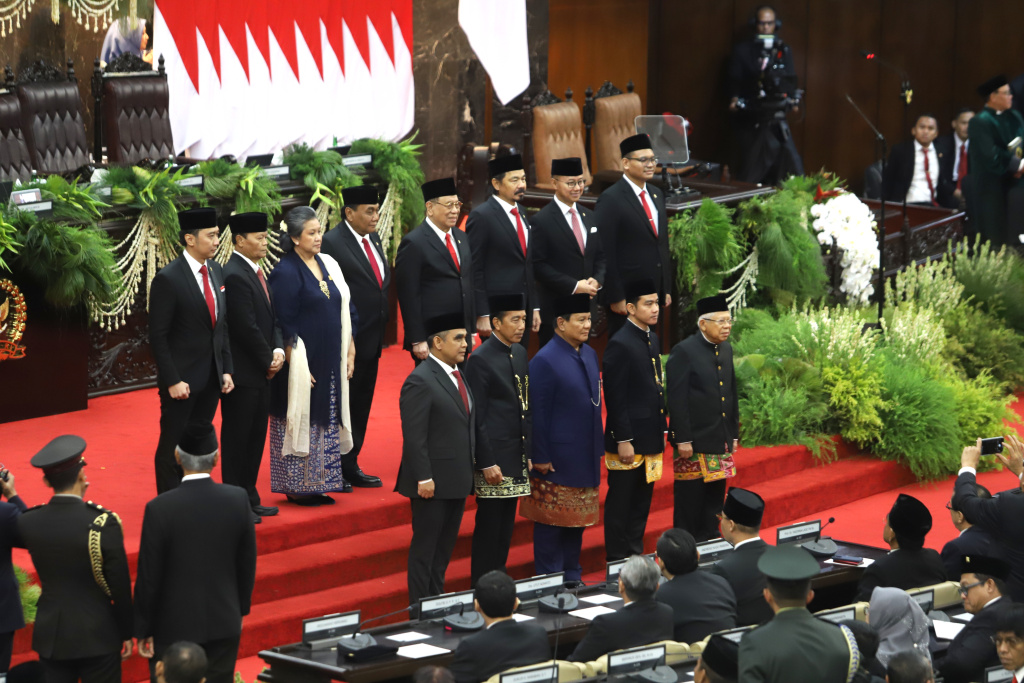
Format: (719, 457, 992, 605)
(721, 397, 725, 401)
(720, 381, 723, 386)
(722, 412, 726, 417)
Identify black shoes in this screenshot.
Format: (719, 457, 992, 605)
(345, 469, 383, 488)
(286, 494, 336, 506)
(251, 511, 262, 524)
(252, 504, 279, 517)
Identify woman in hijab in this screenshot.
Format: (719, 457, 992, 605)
(869, 586, 932, 667)
(100, 18, 151, 65)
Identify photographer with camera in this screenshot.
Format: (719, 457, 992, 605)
(727, 5, 804, 185)
(0, 465, 28, 674)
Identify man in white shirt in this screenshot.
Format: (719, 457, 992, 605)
(884, 114, 956, 208)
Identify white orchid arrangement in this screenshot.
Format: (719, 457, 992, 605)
(809, 192, 880, 306)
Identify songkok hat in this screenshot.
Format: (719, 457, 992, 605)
(620, 133, 653, 157)
(30, 435, 86, 476)
(977, 74, 1009, 99)
(888, 493, 932, 538)
(425, 312, 466, 339)
(488, 154, 524, 179)
(421, 178, 458, 202)
(757, 545, 820, 581)
(697, 295, 729, 316)
(701, 635, 740, 681)
(228, 212, 269, 235)
(488, 293, 526, 315)
(624, 279, 658, 302)
(961, 554, 1010, 581)
(341, 185, 381, 207)
(722, 488, 765, 527)
(177, 422, 218, 458)
(178, 207, 218, 238)
(554, 294, 592, 318)
(551, 157, 583, 176)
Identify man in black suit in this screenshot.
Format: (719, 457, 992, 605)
(941, 483, 1000, 578)
(449, 571, 550, 683)
(710, 488, 772, 626)
(466, 293, 532, 586)
(994, 606, 1024, 681)
(149, 207, 234, 493)
(855, 493, 947, 602)
(0, 466, 27, 674)
(466, 154, 540, 349)
(568, 555, 673, 662)
(936, 555, 1016, 683)
(654, 529, 736, 643)
(396, 314, 481, 605)
(396, 178, 475, 363)
(531, 157, 605, 347)
(134, 424, 257, 683)
(603, 280, 665, 561)
(934, 108, 974, 210)
(321, 185, 390, 487)
(221, 212, 282, 524)
(16, 436, 133, 683)
(883, 114, 957, 208)
(594, 134, 672, 338)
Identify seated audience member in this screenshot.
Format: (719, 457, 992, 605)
(994, 605, 1024, 681)
(936, 555, 1016, 683)
(934, 108, 974, 207)
(449, 571, 551, 683)
(415, 666, 456, 683)
(710, 488, 772, 626)
(156, 642, 208, 683)
(695, 634, 738, 683)
(654, 528, 737, 642)
(885, 651, 934, 683)
(856, 493, 946, 601)
(883, 114, 956, 208)
(868, 587, 930, 669)
(941, 484, 999, 579)
(568, 555, 673, 662)
(841, 619, 886, 681)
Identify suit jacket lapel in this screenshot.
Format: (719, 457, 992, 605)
(179, 257, 212, 327)
(373, 233, 391, 279)
(427, 358, 469, 418)
(621, 179, 658, 241)
(343, 226, 381, 286)
(422, 224, 461, 274)
(489, 197, 527, 262)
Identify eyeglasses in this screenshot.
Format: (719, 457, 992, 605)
(705, 318, 734, 325)
(992, 635, 1024, 648)
(627, 156, 659, 166)
(945, 502, 955, 510)
(959, 580, 985, 596)
(558, 179, 588, 189)
(432, 200, 463, 210)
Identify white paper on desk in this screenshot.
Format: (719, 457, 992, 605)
(579, 594, 622, 605)
(396, 643, 450, 659)
(933, 620, 967, 640)
(569, 605, 617, 621)
(824, 558, 875, 568)
(953, 613, 974, 622)
(387, 632, 431, 643)
(512, 613, 535, 622)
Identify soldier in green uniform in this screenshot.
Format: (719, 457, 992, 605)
(967, 74, 1024, 247)
(738, 545, 859, 683)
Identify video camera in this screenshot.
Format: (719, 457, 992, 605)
(735, 35, 802, 116)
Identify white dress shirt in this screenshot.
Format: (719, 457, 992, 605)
(347, 220, 385, 278)
(733, 537, 762, 550)
(624, 175, 659, 233)
(233, 252, 284, 358)
(553, 196, 588, 248)
(906, 140, 940, 204)
(493, 195, 530, 247)
(426, 217, 459, 266)
(183, 250, 218, 318)
(951, 136, 969, 185)
(181, 473, 211, 483)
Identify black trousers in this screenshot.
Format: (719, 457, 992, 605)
(342, 357, 380, 475)
(40, 653, 120, 683)
(673, 478, 728, 542)
(604, 466, 655, 561)
(408, 497, 465, 606)
(0, 630, 12, 673)
(154, 368, 222, 494)
(150, 637, 240, 683)
(470, 497, 519, 585)
(220, 383, 270, 507)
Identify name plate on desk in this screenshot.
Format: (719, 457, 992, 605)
(263, 165, 291, 179)
(776, 520, 821, 546)
(16, 200, 53, 218)
(516, 572, 564, 601)
(816, 607, 856, 624)
(303, 610, 360, 649)
(177, 175, 204, 189)
(985, 666, 1014, 682)
(717, 626, 752, 644)
(500, 664, 558, 683)
(910, 589, 934, 614)
(697, 538, 734, 565)
(608, 644, 666, 676)
(419, 589, 475, 620)
(606, 552, 656, 583)
(342, 154, 372, 167)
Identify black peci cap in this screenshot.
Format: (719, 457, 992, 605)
(425, 312, 467, 339)
(697, 295, 729, 316)
(888, 493, 932, 538)
(421, 178, 458, 202)
(341, 185, 381, 207)
(551, 157, 583, 176)
(624, 279, 658, 301)
(554, 294, 592, 318)
(228, 212, 270, 235)
(722, 487, 765, 527)
(178, 207, 218, 234)
(961, 554, 1010, 581)
(488, 154, 524, 179)
(977, 74, 1009, 99)
(701, 634, 740, 681)
(620, 133, 653, 157)
(488, 293, 526, 315)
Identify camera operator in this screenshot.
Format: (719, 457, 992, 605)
(727, 5, 805, 185)
(1, 465, 28, 674)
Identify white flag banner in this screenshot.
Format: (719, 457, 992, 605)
(458, 0, 530, 105)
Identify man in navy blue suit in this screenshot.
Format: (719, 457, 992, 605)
(0, 465, 28, 673)
(942, 483, 1001, 579)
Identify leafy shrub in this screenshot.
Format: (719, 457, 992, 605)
(821, 359, 887, 446)
(667, 198, 743, 303)
(946, 371, 1017, 444)
(953, 236, 1024, 334)
(731, 308, 805, 360)
(881, 303, 948, 370)
(942, 305, 1024, 389)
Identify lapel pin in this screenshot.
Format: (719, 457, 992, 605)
(219, 285, 225, 292)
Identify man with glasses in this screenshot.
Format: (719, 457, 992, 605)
(396, 178, 476, 363)
(666, 295, 739, 541)
(531, 157, 605, 347)
(994, 606, 1024, 682)
(941, 484, 999, 579)
(594, 133, 672, 338)
(935, 555, 1016, 683)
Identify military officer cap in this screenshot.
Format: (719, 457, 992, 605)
(757, 544, 820, 581)
(887, 493, 932, 538)
(554, 293, 592, 318)
(177, 423, 218, 458)
(697, 295, 730, 316)
(228, 212, 269, 236)
(624, 279, 659, 301)
(31, 435, 87, 477)
(425, 312, 467, 339)
(620, 133, 653, 157)
(551, 157, 583, 176)
(421, 178, 458, 202)
(961, 554, 1010, 581)
(977, 74, 1009, 99)
(700, 634, 739, 681)
(722, 487, 765, 527)
(341, 185, 381, 207)
(488, 154, 524, 179)
(488, 293, 526, 316)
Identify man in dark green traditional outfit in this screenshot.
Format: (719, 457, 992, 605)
(968, 74, 1024, 247)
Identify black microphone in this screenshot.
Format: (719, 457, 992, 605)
(337, 605, 414, 653)
(801, 517, 839, 558)
(817, 517, 836, 541)
(444, 597, 484, 631)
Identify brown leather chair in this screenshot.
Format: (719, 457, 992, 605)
(0, 88, 33, 183)
(589, 81, 642, 176)
(529, 91, 592, 191)
(17, 60, 91, 175)
(94, 55, 175, 165)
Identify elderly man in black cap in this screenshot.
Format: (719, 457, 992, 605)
(603, 279, 666, 561)
(666, 295, 739, 541)
(696, 634, 739, 683)
(711, 488, 772, 626)
(968, 74, 1024, 247)
(396, 313, 481, 605)
(149, 207, 234, 494)
(594, 133, 672, 338)
(466, 154, 540, 349)
(855, 493, 946, 602)
(465, 293, 532, 585)
(739, 546, 859, 683)
(16, 436, 133, 683)
(396, 179, 475, 363)
(320, 185, 390, 488)
(531, 157, 605, 347)
(654, 528, 737, 643)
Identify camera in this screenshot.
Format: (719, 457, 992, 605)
(980, 437, 1004, 456)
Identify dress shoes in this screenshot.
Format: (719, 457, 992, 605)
(287, 494, 335, 506)
(345, 469, 383, 488)
(339, 480, 353, 494)
(252, 504, 279, 517)
(251, 511, 262, 525)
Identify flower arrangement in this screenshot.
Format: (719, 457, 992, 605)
(809, 192, 880, 305)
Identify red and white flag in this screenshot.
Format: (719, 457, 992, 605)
(459, 0, 529, 105)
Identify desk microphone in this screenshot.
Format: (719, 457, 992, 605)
(801, 517, 839, 558)
(444, 600, 485, 632)
(550, 595, 565, 683)
(336, 605, 413, 653)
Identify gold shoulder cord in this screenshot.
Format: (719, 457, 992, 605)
(88, 512, 113, 598)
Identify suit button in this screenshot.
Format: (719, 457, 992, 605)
(722, 412, 726, 417)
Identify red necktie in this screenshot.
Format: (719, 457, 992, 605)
(569, 207, 585, 254)
(362, 236, 384, 288)
(199, 264, 216, 327)
(256, 267, 270, 302)
(445, 232, 460, 272)
(452, 369, 470, 413)
(957, 143, 968, 191)
(511, 207, 527, 256)
(922, 148, 938, 206)
(639, 190, 657, 236)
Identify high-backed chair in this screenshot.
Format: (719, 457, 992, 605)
(0, 67, 33, 183)
(524, 88, 592, 191)
(587, 80, 642, 177)
(92, 54, 175, 166)
(484, 660, 587, 683)
(907, 581, 962, 610)
(17, 59, 92, 176)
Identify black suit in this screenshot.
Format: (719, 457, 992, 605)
(530, 198, 606, 347)
(709, 538, 772, 627)
(0, 495, 26, 673)
(395, 220, 475, 355)
(936, 596, 1016, 683)
(655, 569, 737, 643)
(854, 547, 947, 602)
(397, 357, 481, 605)
(466, 196, 538, 349)
(954, 472, 1024, 601)
(221, 253, 283, 507)
(149, 254, 233, 493)
(883, 140, 956, 208)
(940, 526, 1001, 580)
(465, 335, 531, 585)
(321, 222, 391, 475)
(450, 619, 551, 683)
(602, 322, 666, 561)
(134, 477, 256, 683)
(16, 497, 132, 683)
(567, 599, 674, 663)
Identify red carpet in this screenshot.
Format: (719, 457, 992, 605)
(1, 344, 1020, 682)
